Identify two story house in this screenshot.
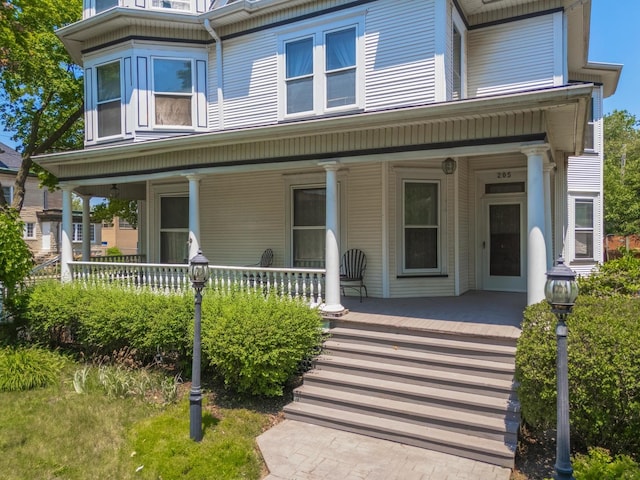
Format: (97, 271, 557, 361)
(38, 0, 619, 309)
(35, 0, 622, 468)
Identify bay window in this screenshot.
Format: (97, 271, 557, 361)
(574, 199, 594, 259)
(153, 58, 194, 127)
(96, 61, 122, 138)
(95, 0, 118, 13)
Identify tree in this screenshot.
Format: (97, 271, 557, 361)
(91, 199, 139, 229)
(0, 0, 84, 212)
(0, 208, 34, 297)
(603, 110, 640, 235)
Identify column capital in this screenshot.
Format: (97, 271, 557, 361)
(184, 173, 204, 182)
(319, 160, 340, 172)
(521, 143, 550, 158)
(544, 162, 557, 173)
(59, 183, 77, 192)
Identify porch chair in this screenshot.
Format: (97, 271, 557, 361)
(340, 248, 368, 302)
(244, 249, 274, 288)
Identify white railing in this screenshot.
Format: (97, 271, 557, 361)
(69, 261, 326, 305)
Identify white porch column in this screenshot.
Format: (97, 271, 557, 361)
(543, 163, 555, 270)
(523, 145, 549, 305)
(187, 175, 202, 260)
(321, 161, 345, 315)
(82, 194, 91, 261)
(61, 185, 74, 282)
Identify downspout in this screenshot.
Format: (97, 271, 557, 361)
(203, 18, 224, 129)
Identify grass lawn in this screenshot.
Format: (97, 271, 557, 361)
(0, 365, 280, 480)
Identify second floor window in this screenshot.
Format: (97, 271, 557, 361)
(96, 61, 122, 138)
(283, 22, 360, 117)
(95, 0, 118, 13)
(153, 58, 193, 127)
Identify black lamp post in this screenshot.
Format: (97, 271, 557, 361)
(188, 249, 209, 442)
(544, 257, 579, 480)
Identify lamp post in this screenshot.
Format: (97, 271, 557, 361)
(544, 257, 579, 480)
(188, 250, 209, 442)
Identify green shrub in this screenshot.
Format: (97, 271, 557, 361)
(201, 290, 323, 397)
(25, 282, 193, 361)
(573, 447, 640, 480)
(516, 297, 640, 457)
(0, 346, 66, 391)
(106, 246, 122, 256)
(578, 250, 640, 297)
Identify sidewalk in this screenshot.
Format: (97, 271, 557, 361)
(258, 420, 512, 480)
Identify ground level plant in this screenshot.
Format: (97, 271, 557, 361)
(0, 355, 283, 480)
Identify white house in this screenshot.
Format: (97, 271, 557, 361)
(35, 0, 622, 467)
(37, 0, 620, 308)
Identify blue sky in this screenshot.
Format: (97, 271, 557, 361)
(0, 0, 637, 150)
(589, 0, 638, 116)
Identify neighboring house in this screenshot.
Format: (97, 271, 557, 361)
(37, 0, 621, 307)
(100, 216, 139, 255)
(0, 142, 63, 261)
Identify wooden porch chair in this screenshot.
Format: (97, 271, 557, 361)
(340, 248, 368, 302)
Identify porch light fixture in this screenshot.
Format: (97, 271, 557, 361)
(544, 257, 578, 480)
(109, 184, 119, 199)
(188, 250, 209, 442)
(441, 157, 457, 175)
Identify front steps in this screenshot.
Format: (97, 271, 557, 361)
(283, 319, 520, 468)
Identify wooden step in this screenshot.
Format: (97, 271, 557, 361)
(284, 402, 516, 468)
(328, 327, 516, 363)
(290, 384, 519, 444)
(301, 369, 520, 419)
(313, 354, 516, 397)
(323, 339, 515, 380)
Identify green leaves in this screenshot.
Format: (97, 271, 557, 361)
(516, 296, 640, 456)
(0, 207, 34, 296)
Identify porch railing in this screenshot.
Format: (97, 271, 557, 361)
(68, 261, 326, 305)
(90, 254, 147, 263)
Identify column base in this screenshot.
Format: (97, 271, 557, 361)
(320, 304, 348, 317)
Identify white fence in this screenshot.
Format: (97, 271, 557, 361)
(69, 261, 326, 305)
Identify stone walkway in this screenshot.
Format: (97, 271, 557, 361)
(258, 420, 512, 480)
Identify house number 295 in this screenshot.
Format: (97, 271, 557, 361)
(497, 171, 511, 178)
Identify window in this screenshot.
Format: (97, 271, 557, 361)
(452, 24, 462, 100)
(96, 61, 122, 138)
(153, 58, 193, 127)
(292, 187, 326, 267)
(282, 21, 360, 117)
(119, 218, 134, 229)
(402, 180, 440, 272)
(73, 224, 96, 243)
(160, 196, 189, 264)
(151, 0, 190, 11)
(584, 97, 595, 151)
(2, 186, 11, 204)
(23, 223, 35, 239)
(95, 0, 118, 13)
(574, 199, 594, 259)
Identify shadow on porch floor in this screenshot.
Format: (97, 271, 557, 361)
(339, 290, 526, 340)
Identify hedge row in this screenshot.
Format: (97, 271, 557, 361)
(13, 281, 323, 397)
(516, 296, 640, 457)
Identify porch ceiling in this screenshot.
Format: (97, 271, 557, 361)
(36, 84, 593, 184)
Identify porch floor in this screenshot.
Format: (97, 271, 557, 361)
(339, 290, 526, 340)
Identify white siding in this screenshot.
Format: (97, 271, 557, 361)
(567, 155, 601, 191)
(365, 0, 437, 110)
(222, 32, 279, 129)
(467, 13, 559, 97)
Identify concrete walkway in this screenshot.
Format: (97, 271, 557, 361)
(258, 420, 512, 480)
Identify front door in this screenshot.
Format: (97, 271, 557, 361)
(481, 197, 526, 291)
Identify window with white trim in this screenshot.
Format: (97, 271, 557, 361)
(151, 0, 191, 11)
(281, 19, 362, 117)
(23, 222, 35, 239)
(95, 0, 118, 13)
(584, 96, 595, 151)
(153, 58, 194, 127)
(574, 199, 594, 259)
(2, 186, 11, 204)
(160, 196, 189, 264)
(73, 223, 96, 243)
(402, 181, 440, 271)
(292, 187, 326, 268)
(96, 60, 122, 138)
